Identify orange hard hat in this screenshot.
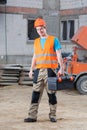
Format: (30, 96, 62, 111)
(34, 18, 46, 28)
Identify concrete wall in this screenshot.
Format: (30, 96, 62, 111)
(0, 0, 43, 64)
(43, 0, 60, 9)
(79, 15, 87, 26)
(0, 0, 61, 65)
(0, 13, 6, 55)
(60, 0, 87, 10)
(0, 12, 34, 64)
(60, 0, 87, 53)
(7, 0, 43, 8)
(0, 0, 87, 65)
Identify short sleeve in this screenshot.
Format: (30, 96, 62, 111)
(54, 37, 62, 51)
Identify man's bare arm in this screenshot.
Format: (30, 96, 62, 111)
(29, 53, 36, 78)
(56, 49, 64, 76)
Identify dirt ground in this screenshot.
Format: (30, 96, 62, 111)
(0, 85, 87, 130)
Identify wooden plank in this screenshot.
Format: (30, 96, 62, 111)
(0, 76, 18, 80)
(19, 81, 33, 85)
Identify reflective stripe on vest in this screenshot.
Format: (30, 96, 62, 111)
(36, 53, 57, 58)
(36, 60, 58, 65)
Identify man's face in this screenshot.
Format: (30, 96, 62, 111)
(36, 26, 47, 37)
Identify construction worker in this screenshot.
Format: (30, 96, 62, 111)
(24, 17, 64, 123)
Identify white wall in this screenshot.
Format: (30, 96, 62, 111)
(60, 0, 87, 10)
(7, 0, 43, 9)
(0, 14, 6, 55)
(79, 15, 87, 26)
(6, 14, 34, 55)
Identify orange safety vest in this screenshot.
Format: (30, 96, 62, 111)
(34, 35, 58, 68)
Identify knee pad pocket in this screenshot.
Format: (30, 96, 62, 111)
(31, 91, 40, 103)
(48, 93, 57, 105)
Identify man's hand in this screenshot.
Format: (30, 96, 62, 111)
(57, 67, 64, 77)
(29, 70, 33, 79)
(56, 50, 64, 77)
(28, 53, 36, 79)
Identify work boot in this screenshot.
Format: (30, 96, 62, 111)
(50, 117, 57, 122)
(24, 117, 37, 122)
(49, 104, 57, 122)
(49, 114, 57, 122)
